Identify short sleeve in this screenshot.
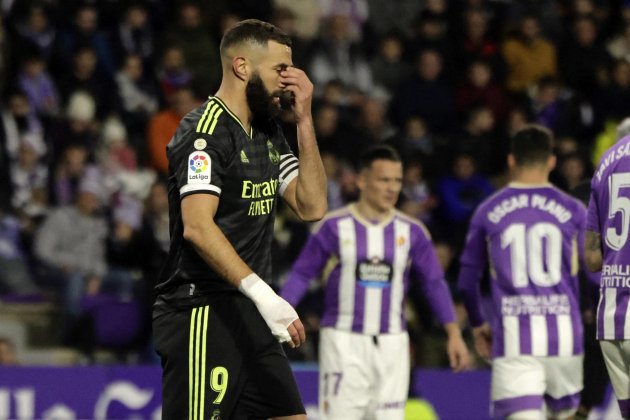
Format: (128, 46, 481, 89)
(170, 125, 235, 199)
(459, 208, 488, 269)
(586, 186, 600, 233)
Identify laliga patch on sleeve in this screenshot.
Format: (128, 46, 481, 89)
(188, 151, 211, 184)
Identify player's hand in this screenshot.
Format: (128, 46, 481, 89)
(239, 273, 306, 347)
(279, 66, 313, 123)
(472, 323, 492, 362)
(446, 327, 471, 372)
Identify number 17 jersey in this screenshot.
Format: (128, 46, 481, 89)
(588, 134, 630, 340)
(460, 184, 586, 358)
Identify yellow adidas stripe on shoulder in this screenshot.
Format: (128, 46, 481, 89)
(196, 101, 214, 133)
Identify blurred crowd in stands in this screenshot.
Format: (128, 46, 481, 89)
(1, 0, 630, 366)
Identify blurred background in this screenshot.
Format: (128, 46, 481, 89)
(0, 0, 629, 417)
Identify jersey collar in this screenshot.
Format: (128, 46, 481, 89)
(211, 96, 253, 138)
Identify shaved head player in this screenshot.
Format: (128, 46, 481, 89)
(153, 20, 327, 419)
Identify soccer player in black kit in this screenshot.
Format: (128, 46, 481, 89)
(153, 20, 327, 419)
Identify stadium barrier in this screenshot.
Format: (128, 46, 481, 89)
(0, 365, 619, 419)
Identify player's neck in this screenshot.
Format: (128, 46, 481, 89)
(214, 86, 253, 131)
(354, 201, 393, 223)
(511, 168, 550, 185)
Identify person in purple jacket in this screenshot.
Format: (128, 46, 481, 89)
(585, 127, 630, 420)
(458, 125, 587, 420)
(281, 145, 470, 420)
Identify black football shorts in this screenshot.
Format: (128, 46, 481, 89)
(153, 291, 305, 420)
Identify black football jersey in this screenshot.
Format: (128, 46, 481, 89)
(156, 96, 299, 297)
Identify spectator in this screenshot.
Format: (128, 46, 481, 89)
(606, 23, 630, 63)
(502, 14, 557, 95)
(0, 90, 46, 162)
(595, 59, 630, 124)
(365, 0, 422, 39)
(156, 46, 193, 102)
(115, 54, 159, 149)
(17, 54, 59, 117)
(309, 14, 373, 94)
(455, 59, 508, 123)
(9, 139, 48, 220)
(318, 0, 368, 41)
(49, 91, 99, 159)
(455, 8, 505, 83)
(454, 105, 501, 177)
(559, 16, 610, 100)
(390, 115, 436, 160)
(52, 144, 94, 206)
(11, 5, 58, 64)
(390, 49, 456, 134)
(162, 2, 221, 96)
(34, 173, 109, 317)
(557, 152, 588, 192)
(321, 151, 345, 210)
(112, 4, 155, 67)
(400, 160, 436, 225)
(58, 4, 116, 77)
(147, 87, 198, 175)
(435, 153, 494, 249)
(56, 46, 117, 117)
(408, 10, 454, 81)
(273, 0, 321, 41)
(0, 211, 40, 296)
(370, 33, 411, 96)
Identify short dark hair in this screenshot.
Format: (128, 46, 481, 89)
(357, 145, 402, 171)
(510, 125, 554, 166)
(220, 19, 292, 56)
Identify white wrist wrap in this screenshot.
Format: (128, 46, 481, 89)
(239, 273, 298, 343)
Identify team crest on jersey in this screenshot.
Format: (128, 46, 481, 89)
(188, 151, 211, 183)
(266, 140, 280, 165)
(194, 138, 207, 150)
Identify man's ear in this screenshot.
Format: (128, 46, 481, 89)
(232, 56, 248, 81)
(507, 154, 516, 170)
(547, 154, 557, 171)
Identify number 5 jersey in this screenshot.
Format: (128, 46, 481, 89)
(459, 184, 587, 358)
(588, 134, 630, 340)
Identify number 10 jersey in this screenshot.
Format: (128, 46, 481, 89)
(460, 184, 586, 358)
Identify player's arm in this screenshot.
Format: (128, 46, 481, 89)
(279, 66, 327, 222)
(281, 222, 334, 306)
(410, 226, 470, 372)
(585, 187, 603, 272)
(584, 230, 603, 272)
(457, 213, 491, 361)
(181, 194, 304, 348)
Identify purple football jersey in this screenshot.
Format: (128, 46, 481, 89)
(459, 184, 586, 358)
(281, 204, 456, 334)
(588, 134, 630, 340)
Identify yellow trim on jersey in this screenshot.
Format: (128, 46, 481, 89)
(211, 96, 253, 138)
(196, 101, 216, 133)
(200, 103, 220, 134)
(189, 305, 210, 420)
(207, 109, 224, 134)
(349, 203, 396, 228)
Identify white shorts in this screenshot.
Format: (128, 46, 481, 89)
(491, 355, 583, 419)
(599, 340, 630, 418)
(318, 328, 409, 420)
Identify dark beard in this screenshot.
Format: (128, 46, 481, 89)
(246, 73, 280, 122)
